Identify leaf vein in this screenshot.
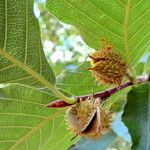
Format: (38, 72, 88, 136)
(39, 39, 42, 75)
(39, 129, 42, 150)
(87, 0, 123, 25)
(51, 133, 70, 150)
(0, 113, 46, 119)
(132, 39, 150, 65)
(0, 140, 17, 143)
(129, 7, 150, 27)
(8, 110, 63, 150)
(116, 0, 126, 6)
(0, 125, 33, 129)
(0, 64, 15, 72)
(131, 29, 150, 53)
(0, 97, 45, 106)
(8, 76, 33, 83)
(132, 0, 144, 8)
(65, 0, 123, 39)
(4, 0, 7, 51)
(129, 19, 150, 41)
(25, 140, 29, 150)
(24, 0, 28, 64)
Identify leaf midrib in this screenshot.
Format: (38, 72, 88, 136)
(8, 110, 63, 150)
(0, 50, 73, 103)
(4, 0, 7, 51)
(123, 0, 130, 65)
(0, 50, 54, 89)
(24, 0, 28, 64)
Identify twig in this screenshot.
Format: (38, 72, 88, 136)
(46, 75, 149, 108)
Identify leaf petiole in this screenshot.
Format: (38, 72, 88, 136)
(0, 49, 77, 104)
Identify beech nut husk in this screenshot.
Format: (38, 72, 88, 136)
(65, 97, 112, 139)
(87, 47, 127, 85)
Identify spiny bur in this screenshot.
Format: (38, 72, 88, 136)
(65, 97, 112, 139)
(87, 43, 127, 85)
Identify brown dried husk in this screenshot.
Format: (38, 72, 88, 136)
(65, 99, 112, 139)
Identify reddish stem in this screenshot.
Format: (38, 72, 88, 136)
(46, 75, 149, 108)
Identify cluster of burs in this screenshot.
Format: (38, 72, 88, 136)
(65, 41, 127, 139)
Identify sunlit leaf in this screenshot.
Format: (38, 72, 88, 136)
(135, 62, 144, 75)
(56, 62, 107, 96)
(144, 56, 150, 74)
(0, 84, 74, 150)
(46, 0, 150, 66)
(103, 86, 131, 109)
(0, 0, 55, 87)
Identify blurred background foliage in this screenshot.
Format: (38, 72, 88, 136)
(34, 1, 94, 76)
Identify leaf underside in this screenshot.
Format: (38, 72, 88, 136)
(0, 0, 55, 87)
(0, 84, 75, 150)
(56, 62, 107, 96)
(46, 0, 150, 66)
(0, 0, 75, 149)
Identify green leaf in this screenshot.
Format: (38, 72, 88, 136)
(103, 86, 131, 110)
(0, 0, 55, 87)
(0, 0, 75, 103)
(144, 56, 150, 74)
(46, 0, 150, 66)
(122, 83, 150, 150)
(135, 62, 144, 75)
(0, 84, 74, 150)
(69, 131, 117, 150)
(56, 62, 107, 96)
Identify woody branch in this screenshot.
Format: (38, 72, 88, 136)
(46, 75, 150, 108)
